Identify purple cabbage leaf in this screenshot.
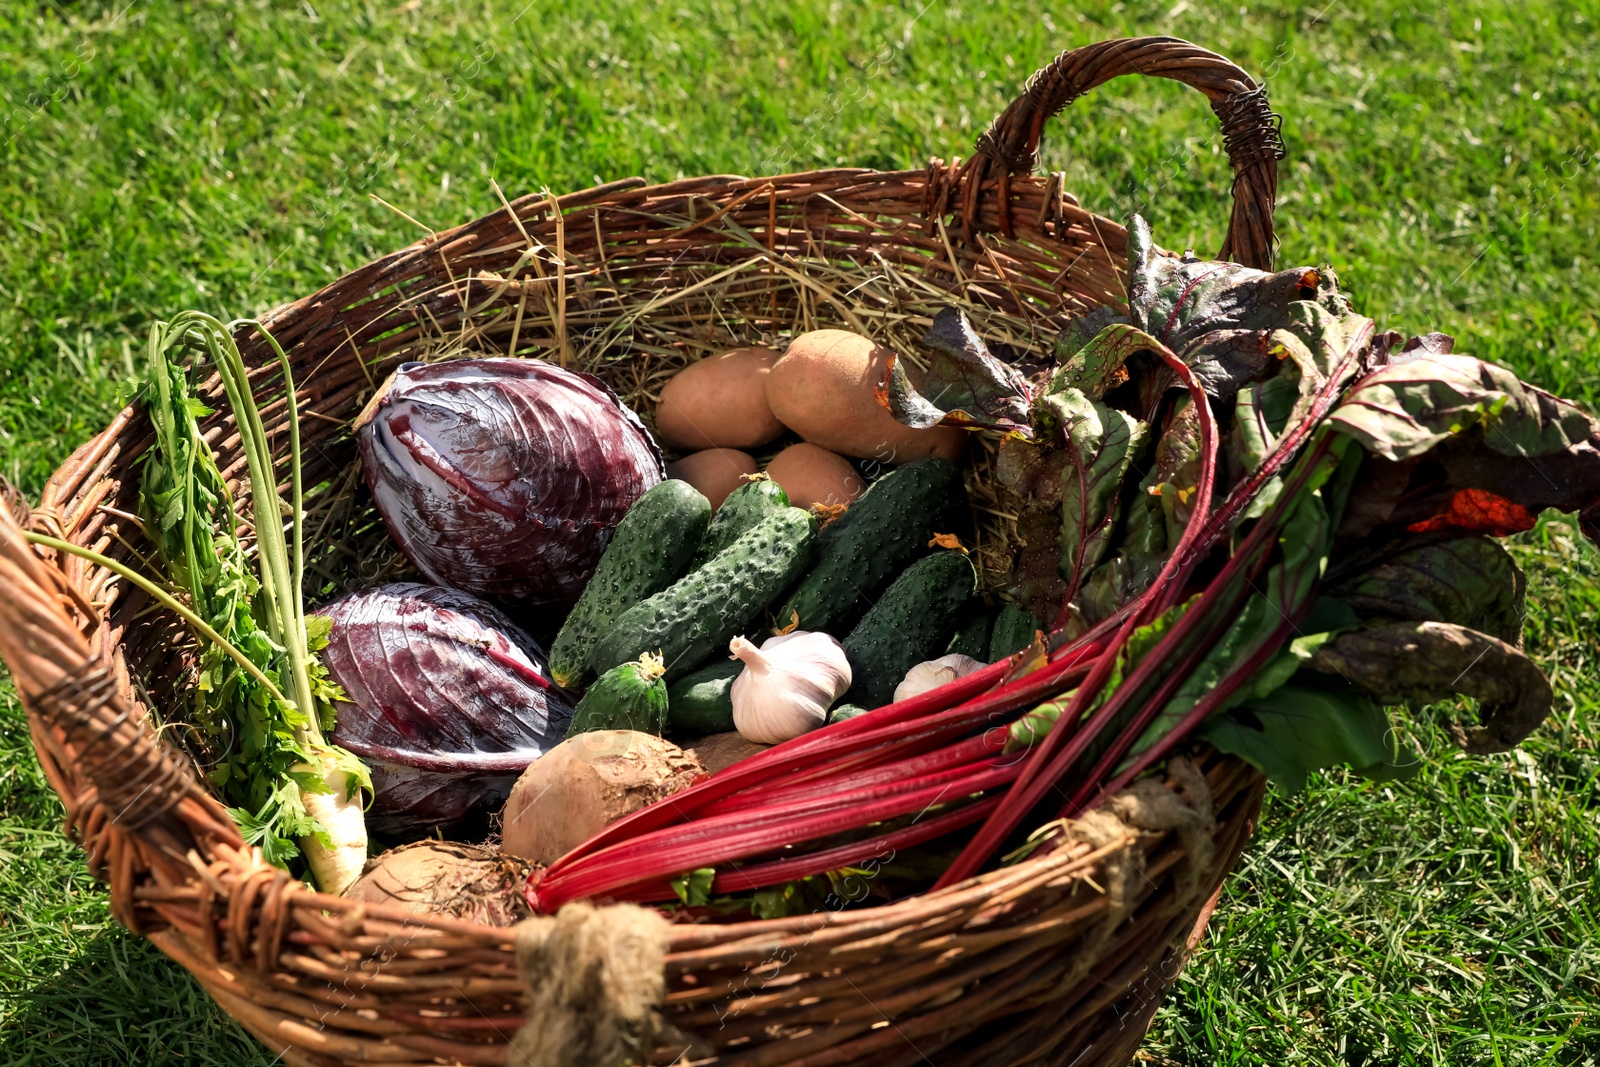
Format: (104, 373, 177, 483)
(316, 582, 574, 831)
(356, 358, 663, 603)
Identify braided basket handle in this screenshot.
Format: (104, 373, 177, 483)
(972, 36, 1285, 269)
(0, 488, 210, 839)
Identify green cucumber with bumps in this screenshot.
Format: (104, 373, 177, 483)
(843, 550, 977, 707)
(690, 475, 790, 569)
(988, 602, 1042, 662)
(565, 652, 671, 737)
(590, 508, 818, 679)
(945, 601, 997, 661)
(548, 479, 712, 689)
(666, 658, 742, 734)
(772, 458, 964, 635)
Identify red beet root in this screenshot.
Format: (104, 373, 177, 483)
(356, 358, 663, 602)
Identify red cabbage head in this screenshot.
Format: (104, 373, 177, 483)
(315, 582, 575, 831)
(356, 358, 663, 602)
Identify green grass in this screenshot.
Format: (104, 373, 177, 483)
(1, 0, 1597, 1063)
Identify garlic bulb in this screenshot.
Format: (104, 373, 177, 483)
(729, 631, 852, 744)
(893, 654, 985, 703)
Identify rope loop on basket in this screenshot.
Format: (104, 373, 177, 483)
(1103, 757, 1216, 907)
(1037, 758, 1216, 1000)
(510, 901, 705, 1067)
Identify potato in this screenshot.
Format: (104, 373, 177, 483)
(500, 731, 704, 866)
(344, 841, 529, 926)
(765, 442, 864, 510)
(666, 448, 759, 510)
(683, 731, 769, 775)
(655, 347, 785, 451)
(767, 330, 966, 463)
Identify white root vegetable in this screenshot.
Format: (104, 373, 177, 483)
(132, 312, 370, 890)
(299, 755, 371, 896)
(212, 321, 372, 889)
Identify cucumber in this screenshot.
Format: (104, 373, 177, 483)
(565, 652, 670, 737)
(773, 458, 964, 636)
(667, 658, 742, 734)
(590, 508, 818, 679)
(690, 475, 790, 569)
(843, 551, 977, 707)
(945, 601, 997, 660)
(548, 479, 712, 688)
(988, 602, 1042, 662)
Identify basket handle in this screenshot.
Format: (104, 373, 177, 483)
(0, 490, 216, 843)
(969, 36, 1285, 269)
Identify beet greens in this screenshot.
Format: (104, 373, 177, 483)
(525, 216, 1600, 912)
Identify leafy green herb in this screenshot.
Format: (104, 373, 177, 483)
(140, 313, 369, 886)
(751, 875, 836, 919)
(669, 867, 716, 907)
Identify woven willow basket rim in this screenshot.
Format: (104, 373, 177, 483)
(0, 35, 1288, 1067)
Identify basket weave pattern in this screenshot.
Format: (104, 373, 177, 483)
(0, 37, 1284, 1067)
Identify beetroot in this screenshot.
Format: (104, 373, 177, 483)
(315, 582, 574, 831)
(355, 358, 663, 602)
(344, 841, 530, 926)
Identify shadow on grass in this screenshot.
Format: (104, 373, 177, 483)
(0, 925, 273, 1067)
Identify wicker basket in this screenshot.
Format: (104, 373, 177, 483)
(0, 36, 1288, 1067)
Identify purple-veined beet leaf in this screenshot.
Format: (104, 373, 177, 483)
(880, 306, 1034, 432)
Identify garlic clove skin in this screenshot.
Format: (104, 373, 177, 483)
(729, 631, 852, 745)
(893, 654, 986, 703)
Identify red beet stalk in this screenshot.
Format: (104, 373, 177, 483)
(591, 796, 1006, 905)
(1090, 616, 1299, 805)
(531, 756, 1026, 909)
(535, 632, 1110, 887)
(936, 335, 1221, 887)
